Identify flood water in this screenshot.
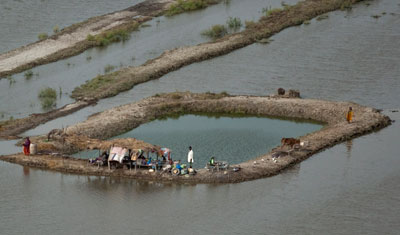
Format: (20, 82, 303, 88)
(0, 0, 290, 120)
(1, 0, 400, 234)
(112, 114, 322, 168)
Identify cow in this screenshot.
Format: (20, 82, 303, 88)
(281, 138, 300, 148)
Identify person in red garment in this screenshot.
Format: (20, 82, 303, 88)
(23, 137, 31, 156)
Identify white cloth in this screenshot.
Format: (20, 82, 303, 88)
(187, 150, 194, 163)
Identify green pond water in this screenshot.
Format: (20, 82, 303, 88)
(96, 114, 323, 168)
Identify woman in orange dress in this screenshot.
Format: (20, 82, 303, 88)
(23, 137, 31, 156)
(346, 107, 354, 123)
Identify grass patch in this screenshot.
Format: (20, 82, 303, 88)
(71, 73, 116, 99)
(53, 25, 60, 34)
(245, 20, 257, 29)
(226, 17, 242, 30)
(316, 15, 329, 21)
(140, 24, 151, 28)
(165, 0, 215, 16)
(263, 6, 283, 17)
(86, 22, 138, 47)
(201, 24, 228, 39)
(104, 64, 116, 74)
(24, 70, 34, 79)
(340, 0, 352, 11)
(38, 87, 57, 110)
(303, 20, 310, 25)
(7, 75, 16, 86)
(38, 33, 48, 41)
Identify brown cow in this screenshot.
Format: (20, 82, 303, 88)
(281, 138, 300, 148)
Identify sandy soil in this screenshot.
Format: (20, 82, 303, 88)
(0, 92, 389, 184)
(0, 0, 174, 78)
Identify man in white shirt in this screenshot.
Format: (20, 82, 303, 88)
(187, 146, 194, 168)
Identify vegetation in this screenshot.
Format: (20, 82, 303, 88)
(24, 70, 33, 79)
(38, 87, 57, 109)
(316, 15, 329, 21)
(53, 25, 60, 34)
(340, 0, 352, 11)
(38, 33, 48, 40)
(86, 22, 138, 47)
(104, 64, 116, 74)
(245, 20, 256, 29)
(226, 17, 242, 30)
(72, 73, 116, 98)
(303, 20, 311, 25)
(201, 24, 228, 39)
(165, 0, 215, 16)
(202, 16, 243, 40)
(6, 75, 15, 86)
(263, 6, 283, 17)
(70, 0, 359, 102)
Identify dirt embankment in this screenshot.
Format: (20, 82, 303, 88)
(0, 0, 175, 78)
(0, 92, 391, 183)
(71, 0, 364, 100)
(0, 100, 95, 139)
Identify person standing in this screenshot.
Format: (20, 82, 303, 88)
(346, 107, 354, 123)
(187, 146, 194, 168)
(23, 137, 31, 156)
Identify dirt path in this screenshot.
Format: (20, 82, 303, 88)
(0, 0, 174, 78)
(0, 92, 391, 183)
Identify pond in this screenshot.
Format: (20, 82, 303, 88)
(110, 114, 323, 168)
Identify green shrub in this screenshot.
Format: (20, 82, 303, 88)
(53, 25, 60, 33)
(87, 28, 131, 47)
(38, 33, 48, 40)
(264, 7, 283, 17)
(226, 17, 242, 30)
(24, 70, 33, 79)
(201, 24, 228, 39)
(38, 87, 57, 109)
(104, 64, 116, 73)
(166, 0, 210, 16)
(39, 87, 57, 99)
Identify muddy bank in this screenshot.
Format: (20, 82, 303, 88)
(0, 92, 390, 183)
(0, 100, 95, 139)
(0, 0, 176, 78)
(72, 0, 365, 100)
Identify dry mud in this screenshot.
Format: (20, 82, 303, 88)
(0, 93, 391, 183)
(0, 0, 174, 78)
